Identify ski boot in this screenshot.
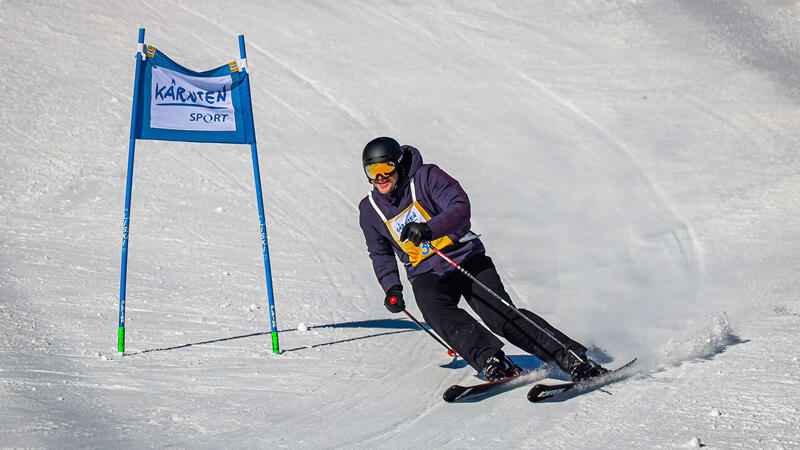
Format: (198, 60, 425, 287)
(482, 350, 523, 382)
(569, 359, 609, 382)
(558, 347, 609, 382)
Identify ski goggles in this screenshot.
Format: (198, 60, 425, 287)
(364, 161, 397, 180)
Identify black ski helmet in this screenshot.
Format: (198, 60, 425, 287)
(362, 137, 403, 178)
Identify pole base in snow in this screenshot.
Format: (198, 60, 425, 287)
(271, 331, 280, 354)
(118, 327, 125, 353)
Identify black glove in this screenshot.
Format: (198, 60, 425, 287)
(400, 222, 432, 247)
(384, 285, 405, 313)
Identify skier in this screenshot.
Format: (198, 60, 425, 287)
(358, 136, 607, 382)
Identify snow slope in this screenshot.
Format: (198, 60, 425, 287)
(1, 0, 798, 447)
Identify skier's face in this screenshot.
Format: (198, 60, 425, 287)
(371, 171, 398, 195)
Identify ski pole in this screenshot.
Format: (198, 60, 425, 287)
(404, 310, 457, 357)
(426, 242, 585, 363)
(389, 297, 456, 357)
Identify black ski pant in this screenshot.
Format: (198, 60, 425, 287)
(411, 253, 586, 372)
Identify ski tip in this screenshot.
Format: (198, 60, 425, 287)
(527, 384, 566, 402)
(443, 385, 466, 403)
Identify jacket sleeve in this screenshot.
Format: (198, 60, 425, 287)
(424, 165, 472, 240)
(359, 200, 402, 293)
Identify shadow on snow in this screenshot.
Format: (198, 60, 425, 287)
(128, 318, 432, 356)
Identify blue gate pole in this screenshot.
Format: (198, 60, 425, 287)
(239, 35, 280, 354)
(118, 28, 146, 354)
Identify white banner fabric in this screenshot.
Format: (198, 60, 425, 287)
(150, 66, 236, 132)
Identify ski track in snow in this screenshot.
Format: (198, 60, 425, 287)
(167, 0, 371, 130)
(448, 10, 698, 270)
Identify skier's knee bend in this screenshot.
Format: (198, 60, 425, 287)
(500, 315, 534, 344)
(484, 319, 505, 335)
(504, 309, 533, 330)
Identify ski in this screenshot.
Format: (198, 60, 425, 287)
(527, 358, 637, 403)
(444, 366, 549, 403)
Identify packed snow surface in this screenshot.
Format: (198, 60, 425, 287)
(1, 1, 799, 448)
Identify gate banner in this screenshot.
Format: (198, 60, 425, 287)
(132, 46, 255, 144)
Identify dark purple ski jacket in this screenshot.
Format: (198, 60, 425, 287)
(358, 145, 485, 292)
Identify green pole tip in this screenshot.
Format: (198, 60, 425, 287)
(271, 331, 280, 354)
(118, 327, 125, 353)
